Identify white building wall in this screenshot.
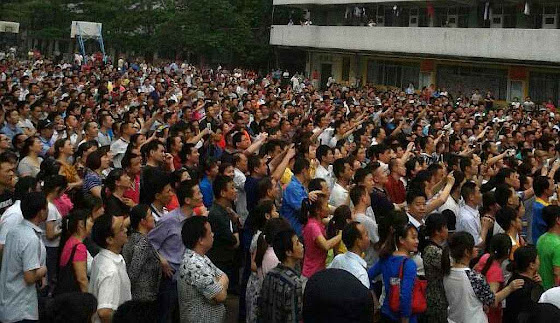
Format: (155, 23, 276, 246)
(270, 25, 560, 63)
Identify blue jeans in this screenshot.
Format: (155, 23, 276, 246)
(157, 276, 178, 323)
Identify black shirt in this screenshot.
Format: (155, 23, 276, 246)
(0, 190, 14, 215)
(504, 272, 544, 323)
(105, 194, 131, 217)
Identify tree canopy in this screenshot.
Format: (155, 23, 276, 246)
(0, 0, 284, 68)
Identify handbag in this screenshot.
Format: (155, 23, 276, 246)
(388, 257, 427, 314)
(53, 243, 81, 295)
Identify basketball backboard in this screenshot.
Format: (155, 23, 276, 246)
(0, 21, 20, 34)
(70, 21, 102, 39)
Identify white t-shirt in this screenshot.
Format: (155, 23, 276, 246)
(42, 202, 62, 248)
(329, 182, 349, 208)
(539, 286, 560, 309)
(0, 200, 23, 245)
(89, 249, 132, 323)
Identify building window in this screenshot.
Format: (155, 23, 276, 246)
(436, 65, 508, 100)
(342, 57, 351, 81)
(367, 59, 420, 88)
(530, 72, 560, 107)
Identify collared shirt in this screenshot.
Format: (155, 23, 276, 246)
(458, 204, 482, 244)
(0, 200, 22, 245)
(38, 136, 52, 157)
(355, 212, 379, 267)
(281, 176, 308, 236)
(88, 249, 132, 323)
(0, 123, 23, 140)
(407, 213, 426, 276)
(0, 220, 46, 323)
(329, 182, 349, 207)
(233, 168, 248, 223)
(200, 176, 214, 207)
(122, 231, 161, 301)
(532, 197, 550, 244)
(96, 130, 113, 147)
(110, 137, 129, 168)
(315, 164, 334, 189)
(329, 251, 370, 288)
(178, 248, 226, 323)
(259, 263, 304, 323)
(385, 175, 406, 204)
(148, 207, 189, 279)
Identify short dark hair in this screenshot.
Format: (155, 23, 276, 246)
(176, 180, 198, 206)
(496, 206, 518, 231)
(85, 149, 107, 171)
(543, 205, 560, 230)
(534, 175, 552, 197)
(494, 184, 513, 207)
(212, 175, 233, 199)
(91, 214, 114, 249)
(332, 158, 347, 179)
(129, 204, 150, 230)
(112, 300, 157, 323)
(316, 145, 332, 163)
(406, 189, 427, 205)
(349, 185, 367, 206)
(354, 166, 371, 185)
(181, 216, 209, 249)
(461, 181, 477, 202)
(143, 140, 164, 160)
(21, 192, 47, 220)
(272, 229, 297, 262)
(342, 221, 362, 250)
(14, 176, 37, 201)
(247, 155, 262, 173)
(293, 157, 310, 175)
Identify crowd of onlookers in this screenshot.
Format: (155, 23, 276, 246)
(1, 53, 560, 323)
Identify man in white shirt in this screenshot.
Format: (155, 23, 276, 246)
(314, 145, 335, 189)
(110, 122, 136, 169)
(329, 221, 370, 288)
(89, 215, 131, 323)
(233, 153, 248, 224)
(329, 158, 352, 207)
(350, 185, 379, 267)
(406, 189, 428, 276)
(458, 181, 493, 248)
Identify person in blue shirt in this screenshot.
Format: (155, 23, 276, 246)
(368, 210, 419, 323)
(532, 175, 554, 243)
(1, 109, 23, 140)
(200, 158, 219, 207)
(37, 119, 54, 157)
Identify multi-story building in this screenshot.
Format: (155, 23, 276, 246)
(270, 0, 560, 105)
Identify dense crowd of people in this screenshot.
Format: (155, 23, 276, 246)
(1, 53, 560, 323)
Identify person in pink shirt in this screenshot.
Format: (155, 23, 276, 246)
(56, 209, 93, 294)
(474, 233, 513, 323)
(302, 194, 342, 278)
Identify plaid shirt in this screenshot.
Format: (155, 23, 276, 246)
(258, 264, 304, 323)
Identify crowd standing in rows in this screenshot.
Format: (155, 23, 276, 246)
(1, 53, 560, 323)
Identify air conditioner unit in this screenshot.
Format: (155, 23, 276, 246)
(490, 14, 503, 27)
(490, 6, 503, 28)
(409, 7, 419, 27)
(543, 6, 558, 29)
(447, 14, 458, 27)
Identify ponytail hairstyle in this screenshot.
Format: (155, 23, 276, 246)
(447, 231, 475, 275)
(480, 233, 512, 277)
(255, 217, 291, 268)
(103, 168, 127, 202)
(507, 245, 538, 274)
(327, 205, 352, 239)
(43, 174, 68, 198)
(245, 199, 275, 234)
(298, 193, 328, 225)
(58, 209, 90, 269)
(378, 210, 413, 259)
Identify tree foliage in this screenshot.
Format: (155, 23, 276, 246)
(0, 0, 278, 68)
